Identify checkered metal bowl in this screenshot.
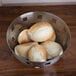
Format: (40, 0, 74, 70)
(6, 12, 71, 68)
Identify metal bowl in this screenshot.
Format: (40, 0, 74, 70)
(6, 12, 71, 68)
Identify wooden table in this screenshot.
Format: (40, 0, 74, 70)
(0, 5, 76, 76)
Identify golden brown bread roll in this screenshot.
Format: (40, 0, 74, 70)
(14, 42, 38, 58)
(28, 44, 47, 62)
(42, 41, 63, 59)
(18, 29, 31, 44)
(28, 22, 55, 42)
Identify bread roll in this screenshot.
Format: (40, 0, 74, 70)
(42, 41, 63, 59)
(28, 44, 47, 62)
(14, 42, 38, 58)
(18, 29, 31, 44)
(28, 22, 55, 42)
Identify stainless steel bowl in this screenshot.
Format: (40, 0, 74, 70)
(6, 12, 71, 68)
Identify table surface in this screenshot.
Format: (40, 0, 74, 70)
(0, 5, 76, 76)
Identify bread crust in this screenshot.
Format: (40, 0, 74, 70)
(28, 22, 55, 42)
(14, 42, 38, 58)
(42, 41, 63, 59)
(28, 44, 47, 62)
(18, 29, 31, 44)
(47, 31, 56, 41)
